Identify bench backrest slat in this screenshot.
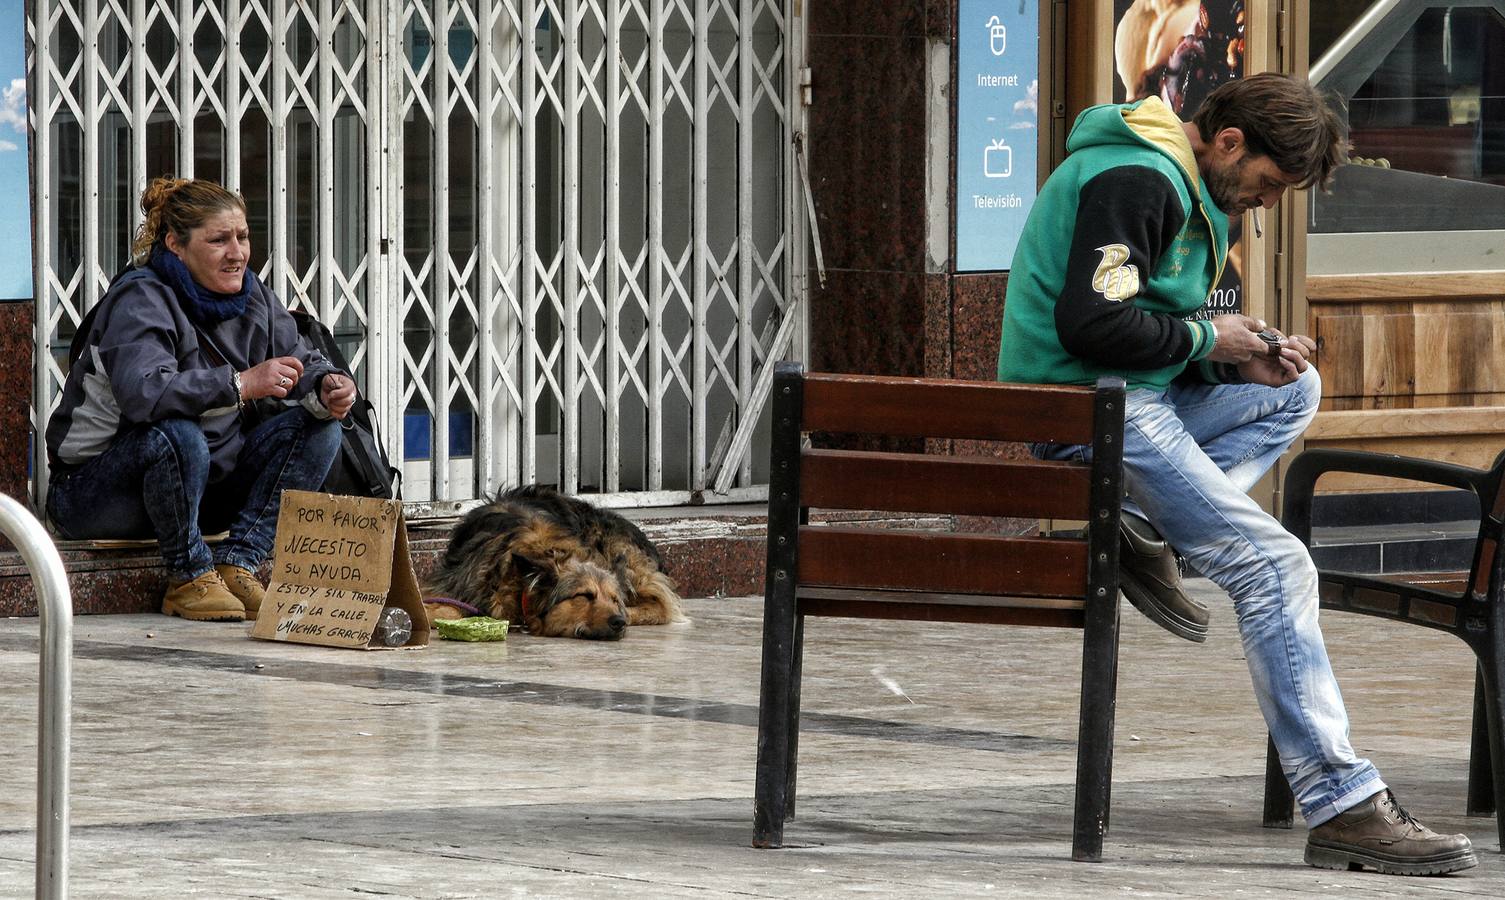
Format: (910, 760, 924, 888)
(801, 373, 1098, 444)
(798, 527, 1088, 598)
(800, 449, 1093, 520)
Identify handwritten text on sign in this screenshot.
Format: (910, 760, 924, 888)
(268, 584, 389, 643)
(274, 494, 397, 593)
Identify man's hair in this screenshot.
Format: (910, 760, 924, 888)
(1192, 73, 1347, 190)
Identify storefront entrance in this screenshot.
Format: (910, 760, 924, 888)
(26, 0, 804, 510)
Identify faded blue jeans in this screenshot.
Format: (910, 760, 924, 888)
(1037, 367, 1385, 827)
(48, 408, 341, 583)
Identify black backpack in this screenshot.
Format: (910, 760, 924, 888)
(288, 310, 401, 500)
(67, 277, 400, 499)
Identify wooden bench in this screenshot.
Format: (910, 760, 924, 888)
(1261, 448, 1505, 850)
(751, 363, 1127, 861)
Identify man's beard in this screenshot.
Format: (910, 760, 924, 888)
(1204, 156, 1246, 214)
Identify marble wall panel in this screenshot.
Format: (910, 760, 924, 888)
(809, 268, 927, 378)
(952, 271, 1008, 381)
(811, 0, 925, 37)
(926, 0, 954, 39)
(0, 303, 34, 551)
(807, 33, 928, 275)
(923, 272, 953, 380)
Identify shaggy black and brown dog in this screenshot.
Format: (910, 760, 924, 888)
(424, 485, 685, 640)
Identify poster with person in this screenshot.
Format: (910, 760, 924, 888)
(0, 0, 30, 302)
(1113, 0, 1246, 318)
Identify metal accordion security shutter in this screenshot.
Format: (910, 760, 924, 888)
(26, 0, 803, 512)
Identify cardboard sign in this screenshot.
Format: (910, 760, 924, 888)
(250, 490, 429, 650)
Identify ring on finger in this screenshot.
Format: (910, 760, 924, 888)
(278, 375, 292, 387)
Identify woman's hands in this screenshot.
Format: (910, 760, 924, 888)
(240, 356, 305, 400)
(320, 373, 357, 420)
(238, 358, 357, 420)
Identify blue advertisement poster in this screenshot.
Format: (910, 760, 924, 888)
(956, 1, 1039, 272)
(0, 0, 31, 301)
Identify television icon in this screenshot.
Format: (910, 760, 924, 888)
(984, 139, 1012, 178)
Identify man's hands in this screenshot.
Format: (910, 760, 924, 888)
(1206, 314, 1315, 387)
(319, 372, 357, 420)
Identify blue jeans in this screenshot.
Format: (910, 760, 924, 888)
(1037, 368, 1384, 827)
(48, 409, 342, 583)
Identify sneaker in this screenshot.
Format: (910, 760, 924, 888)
(215, 564, 266, 621)
(162, 571, 244, 622)
(1118, 511, 1209, 642)
(1306, 790, 1477, 875)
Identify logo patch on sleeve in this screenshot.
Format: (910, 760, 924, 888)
(1091, 244, 1140, 302)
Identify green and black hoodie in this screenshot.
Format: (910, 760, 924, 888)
(996, 96, 1230, 392)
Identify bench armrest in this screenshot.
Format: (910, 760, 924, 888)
(1281, 448, 1493, 546)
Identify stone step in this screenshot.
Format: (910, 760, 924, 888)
(0, 504, 965, 617)
(0, 504, 778, 617)
(14, 499, 1454, 615)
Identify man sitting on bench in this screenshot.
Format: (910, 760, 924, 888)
(995, 73, 1476, 875)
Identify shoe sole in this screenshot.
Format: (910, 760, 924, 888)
(1118, 568, 1208, 643)
(1305, 841, 1478, 876)
(161, 599, 245, 622)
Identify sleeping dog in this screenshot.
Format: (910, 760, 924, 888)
(424, 485, 685, 640)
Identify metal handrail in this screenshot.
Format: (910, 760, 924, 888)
(0, 493, 72, 899)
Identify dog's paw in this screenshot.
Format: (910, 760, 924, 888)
(422, 600, 466, 622)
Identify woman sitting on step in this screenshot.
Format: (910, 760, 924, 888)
(45, 177, 354, 622)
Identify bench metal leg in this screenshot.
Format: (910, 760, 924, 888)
(1477, 646, 1505, 850)
(1468, 667, 1495, 818)
(1262, 734, 1294, 828)
(1072, 600, 1120, 862)
(1103, 625, 1121, 836)
(785, 613, 804, 820)
(754, 580, 797, 848)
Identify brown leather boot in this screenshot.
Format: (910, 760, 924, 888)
(1118, 511, 1209, 642)
(1306, 789, 1477, 875)
(215, 564, 266, 621)
(162, 571, 244, 622)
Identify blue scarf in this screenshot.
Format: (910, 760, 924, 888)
(148, 242, 251, 326)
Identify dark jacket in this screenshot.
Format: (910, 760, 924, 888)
(46, 267, 340, 482)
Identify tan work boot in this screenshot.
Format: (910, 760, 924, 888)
(1306, 789, 1476, 875)
(162, 571, 244, 622)
(215, 564, 266, 620)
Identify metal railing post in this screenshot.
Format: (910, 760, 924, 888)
(0, 493, 72, 900)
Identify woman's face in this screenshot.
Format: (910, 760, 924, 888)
(166, 208, 250, 295)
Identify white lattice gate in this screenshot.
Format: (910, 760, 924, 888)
(26, 0, 803, 511)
